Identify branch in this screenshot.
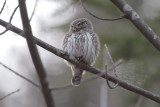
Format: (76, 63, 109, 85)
(104, 44, 119, 89)
(135, 96, 144, 107)
(80, 0, 125, 21)
(0, 5, 19, 35)
(110, 0, 160, 52)
(0, 19, 159, 103)
(0, 89, 20, 101)
(0, 0, 7, 15)
(18, 0, 55, 107)
(104, 44, 117, 75)
(30, 0, 38, 22)
(0, 61, 40, 88)
(51, 59, 122, 91)
(0, 29, 8, 35)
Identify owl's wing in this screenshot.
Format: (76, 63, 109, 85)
(62, 32, 72, 53)
(88, 30, 100, 58)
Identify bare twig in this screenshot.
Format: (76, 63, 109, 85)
(80, 0, 125, 21)
(0, 29, 8, 35)
(104, 44, 119, 89)
(110, 0, 160, 52)
(0, 0, 7, 15)
(9, 5, 19, 23)
(0, 19, 160, 103)
(51, 59, 122, 91)
(105, 65, 119, 89)
(30, 0, 38, 22)
(104, 44, 118, 76)
(18, 0, 55, 107)
(51, 84, 72, 91)
(135, 96, 144, 107)
(0, 89, 20, 101)
(0, 5, 19, 35)
(0, 61, 40, 88)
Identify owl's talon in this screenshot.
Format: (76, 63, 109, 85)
(75, 56, 88, 65)
(75, 56, 83, 61)
(60, 50, 68, 56)
(69, 55, 78, 62)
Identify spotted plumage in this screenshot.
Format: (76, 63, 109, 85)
(62, 18, 100, 86)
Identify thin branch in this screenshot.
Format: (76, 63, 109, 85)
(0, 19, 160, 103)
(105, 65, 119, 89)
(0, 5, 19, 35)
(30, 0, 38, 22)
(0, 29, 8, 35)
(104, 44, 118, 76)
(0, 61, 40, 88)
(0, 0, 7, 15)
(9, 5, 19, 23)
(0, 89, 20, 101)
(104, 44, 119, 89)
(18, 1, 55, 107)
(80, 0, 125, 21)
(136, 96, 144, 107)
(110, 0, 160, 52)
(51, 59, 122, 91)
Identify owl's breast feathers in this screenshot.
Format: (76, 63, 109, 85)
(62, 30, 100, 65)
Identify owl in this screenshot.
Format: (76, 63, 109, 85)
(62, 18, 100, 86)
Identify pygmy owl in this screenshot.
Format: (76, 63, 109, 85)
(62, 18, 100, 86)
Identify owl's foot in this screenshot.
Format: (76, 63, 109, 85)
(75, 56, 89, 65)
(60, 50, 68, 56)
(75, 56, 83, 62)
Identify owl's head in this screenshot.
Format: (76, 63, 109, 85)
(70, 18, 93, 32)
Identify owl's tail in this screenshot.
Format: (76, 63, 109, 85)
(71, 66, 83, 86)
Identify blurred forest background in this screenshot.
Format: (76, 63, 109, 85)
(0, 0, 160, 107)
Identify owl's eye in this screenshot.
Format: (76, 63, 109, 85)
(77, 23, 82, 27)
